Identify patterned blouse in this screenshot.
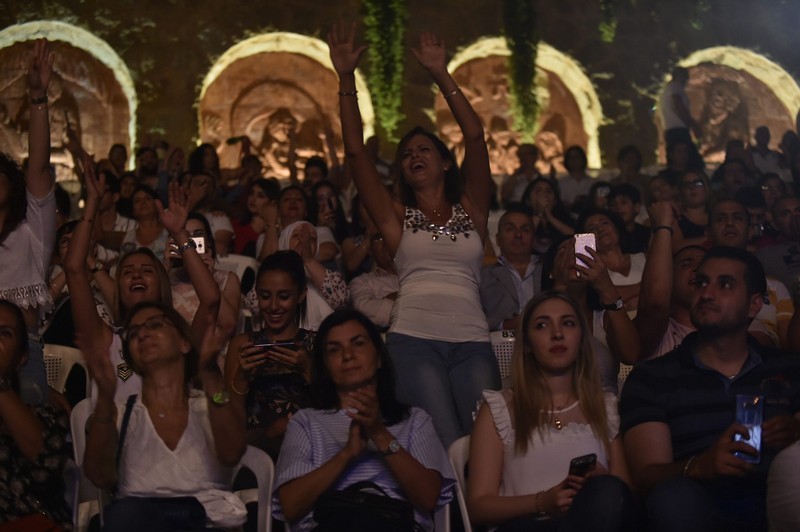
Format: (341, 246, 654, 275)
(0, 404, 71, 529)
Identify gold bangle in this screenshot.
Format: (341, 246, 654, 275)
(230, 379, 249, 396)
(683, 455, 696, 477)
(443, 87, 461, 100)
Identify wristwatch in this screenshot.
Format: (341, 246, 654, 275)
(602, 297, 624, 311)
(177, 238, 197, 255)
(380, 438, 401, 456)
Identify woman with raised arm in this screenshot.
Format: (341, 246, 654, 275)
(65, 159, 222, 401)
(0, 39, 55, 405)
(328, 23, 500, 447)
(79, 303, 246, 531)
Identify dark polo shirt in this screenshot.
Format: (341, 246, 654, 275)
(620, 333, 800, 473)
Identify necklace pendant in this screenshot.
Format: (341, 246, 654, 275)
(554, 416, 563, 430)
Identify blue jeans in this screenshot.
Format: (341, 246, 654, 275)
(646, 476, 767, 531)
(386, 333, 501, 447)
(497, 476, 640, 532)
(19, 333, 48, 405)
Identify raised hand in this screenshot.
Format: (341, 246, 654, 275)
(411, 32, 447, 74)
(158, 181, 189, 236)
(28, 39, 54, 98)
(327, 21, 367, 76)
(75, 328, 117, 400)
(81, 152, 104, 207)
(197, 312, 223, 371)
(648, 201, 674, 229)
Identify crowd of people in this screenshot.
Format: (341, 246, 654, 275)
(2, 30, 800, 532)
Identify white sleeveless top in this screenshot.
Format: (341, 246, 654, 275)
(390, 204, 489, 342)
(483, 389, 619, 497)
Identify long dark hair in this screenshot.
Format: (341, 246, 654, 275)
(256, 251, 308, 327)
(0, 153, 28, 246)
(311, 309, 410, 426)
(309, 180, 350, 243)
(394, 126, 461, 207)
(121, 301, 198, 384)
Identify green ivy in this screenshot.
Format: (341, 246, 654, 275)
(598, 0, 618, 43)
(362, 0, 408, 143)
(502, 0, 539, 142)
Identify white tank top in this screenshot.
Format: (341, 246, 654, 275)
(390, 204, 489, 342)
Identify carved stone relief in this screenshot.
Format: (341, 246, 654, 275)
(0, 40, 131, 181)
(199, 51, 343, 179)
(435, 54, 588, 178)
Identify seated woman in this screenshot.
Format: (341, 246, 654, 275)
(0, 300, 71, 529)
(80, 302, 247, 532)
(247, 221, 348, 331)
(225, 251, 313, 459)
(273, 309, 454, 531)
(167, 212, 240, 338)
(467, 291, 638, 532)
(521, 177, 574, 256)
(575, 209, 645, 317)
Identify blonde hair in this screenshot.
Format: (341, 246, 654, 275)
(113, 248, 173, 324)
(511, 290, 610, 454)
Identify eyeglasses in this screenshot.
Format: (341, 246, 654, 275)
(680, 179, 705, 190)
(123, 315, 176, 342)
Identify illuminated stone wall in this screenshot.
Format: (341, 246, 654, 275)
(2, 0, 800, 168)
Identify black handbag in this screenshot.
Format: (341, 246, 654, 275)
(313, 481, 423, 532)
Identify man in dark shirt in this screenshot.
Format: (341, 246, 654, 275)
(621, 246, 800, 531)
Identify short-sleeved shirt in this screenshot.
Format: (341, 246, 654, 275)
(620, 333, 800, 472)
(272, 407, 455, 531)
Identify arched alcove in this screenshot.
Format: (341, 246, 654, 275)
(437, 36, 603, 178)
(0, 21, 137, 180)
(198, 32, 374, 180)
(657, 46, 800, 162)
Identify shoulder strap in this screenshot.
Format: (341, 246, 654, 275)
(116, 394, 137, 471)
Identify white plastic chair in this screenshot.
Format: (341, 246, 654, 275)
(490, 330, 515, 381)
(234, 445, 274, 532)
(217, 254, 258, 293)
(70, 398, 105, 531)
(448, 435, 473, 532)
(44, 343, 90, 399)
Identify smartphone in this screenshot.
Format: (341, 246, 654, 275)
(574, 233, 596, 269)
(191, 236, 206, 255)
(733, 394, 763, 464)
(252, 341, 297, 351)
(568, 453, 597, 477)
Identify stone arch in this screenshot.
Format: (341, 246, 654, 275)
(437, 36, 603, 178)
(657, 46, 800, 162)
(0, 20, 137, 179)
(198, 32, 374, 179)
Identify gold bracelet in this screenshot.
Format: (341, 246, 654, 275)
(338, 90, 357, 96)
(443, 87, 461, 100)
(230, 379, 249, 396)
(683, 455, 696, 477)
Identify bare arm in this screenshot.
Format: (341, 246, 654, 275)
(412, 32, 492, 239)
(0, 390, 46, 461)
(25, 39, 54, 199)
(623, 421, 754, 494)
(197, 316, 246, 466)
(64, 157, 113, 350)
(157, 182, 222, 342)
(635, 203, 674, 358)
(328, 22, 403, 254)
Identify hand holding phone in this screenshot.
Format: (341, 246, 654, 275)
(574, 233, 596, 269)
(568, 453, 597, 477)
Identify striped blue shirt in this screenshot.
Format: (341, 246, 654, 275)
(273, 407, 455, 531)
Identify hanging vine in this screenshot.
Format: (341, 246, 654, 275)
(362, 0, 408, 143)
(502, 0, 539, 141)
(598, 0, 619, 43)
